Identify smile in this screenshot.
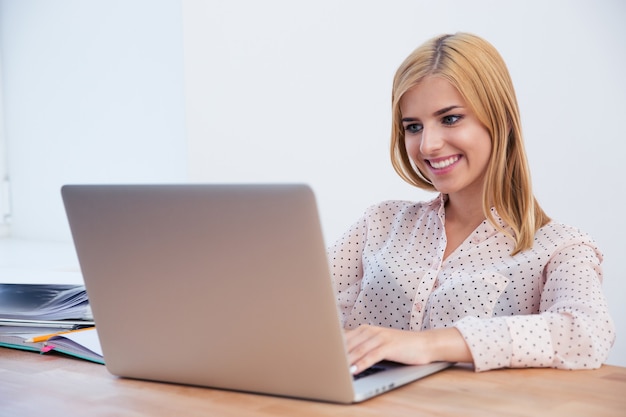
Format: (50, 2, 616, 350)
(428, 155, 460, 169)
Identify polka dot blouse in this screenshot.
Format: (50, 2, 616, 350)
(328, 194, 615, 372)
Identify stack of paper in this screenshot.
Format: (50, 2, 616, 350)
(0, 283, 93, 322)
(0, 283, 102, 363)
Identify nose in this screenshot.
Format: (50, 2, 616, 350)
(419, 127, 444, 156)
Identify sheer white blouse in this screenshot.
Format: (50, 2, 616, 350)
(328, 194, 615, 371)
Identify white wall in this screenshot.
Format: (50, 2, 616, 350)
(1, 0, 624, 367)
(0, 49, 9, 237)
(181, 0, 626, 367)
(0, 0, 188, 241)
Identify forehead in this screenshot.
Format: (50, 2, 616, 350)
(399, 76, 466, 116)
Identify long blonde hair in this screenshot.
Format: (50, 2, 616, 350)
(390, 33, 549, 254)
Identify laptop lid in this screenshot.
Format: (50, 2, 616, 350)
(61, 183, 451, 403)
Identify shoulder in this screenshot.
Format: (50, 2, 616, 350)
(534, 220, 603, 260)
(536, 221, 598, 245)
(363, 195, 441, 223)
(352, 197, 442, 246)
(353, 195, 445, 242)
(364, 200, 439, 228)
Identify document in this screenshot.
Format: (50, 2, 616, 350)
(0, 283, 101, 363)
(0, 283, 93, 322)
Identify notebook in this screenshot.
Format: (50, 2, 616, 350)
(61, 183, 452, 403)
(0, 326, 103, 364)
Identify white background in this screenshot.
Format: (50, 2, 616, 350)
(1, 0, 624, 367)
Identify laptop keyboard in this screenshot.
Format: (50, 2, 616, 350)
(353, 364, 387, 380)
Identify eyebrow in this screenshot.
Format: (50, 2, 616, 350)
(434, 105, 463, 116)
(401, 105, 463, 124)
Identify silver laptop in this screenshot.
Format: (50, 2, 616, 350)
(61, 183, 452, 403)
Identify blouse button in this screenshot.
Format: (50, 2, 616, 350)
(414, 302, 423, 312)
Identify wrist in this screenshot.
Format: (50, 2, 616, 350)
(427, 327, 473, 363)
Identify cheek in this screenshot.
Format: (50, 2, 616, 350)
(474, 130, 493, 165)
(404, 138, 428, 172)
(404, 136, 421, 159)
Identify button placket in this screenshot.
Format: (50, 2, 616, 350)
(410, 269, 438, 331)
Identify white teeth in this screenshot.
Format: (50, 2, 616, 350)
(429, 156, 459, 169)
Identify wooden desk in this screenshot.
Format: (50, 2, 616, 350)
(1, 348, 624, 417)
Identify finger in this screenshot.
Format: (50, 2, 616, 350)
(344, 325, 373, 351)
(345, 326, 387, 374)
(345, 325, 381, 358)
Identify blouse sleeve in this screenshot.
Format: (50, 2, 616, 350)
(454, 236, 616, 372)
(327, 215, 368, 326)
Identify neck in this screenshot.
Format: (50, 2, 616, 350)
(444, 192, 485, 226)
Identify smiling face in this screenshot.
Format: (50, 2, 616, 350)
(400, 76, 492, 201)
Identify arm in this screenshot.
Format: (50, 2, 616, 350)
(455, 238, 615, 371)
(327, 216, 368, 326)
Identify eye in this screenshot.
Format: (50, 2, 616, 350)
(442, 115, 462, 125)
(404, 123, 423, 134)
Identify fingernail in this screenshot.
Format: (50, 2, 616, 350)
(350, 365, 358, 374)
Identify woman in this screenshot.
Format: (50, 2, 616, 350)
(329, 33, 615, 374)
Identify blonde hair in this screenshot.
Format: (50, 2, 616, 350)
(390, 33, 549, 254)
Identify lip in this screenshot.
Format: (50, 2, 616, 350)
(425, 155, 461, 175)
